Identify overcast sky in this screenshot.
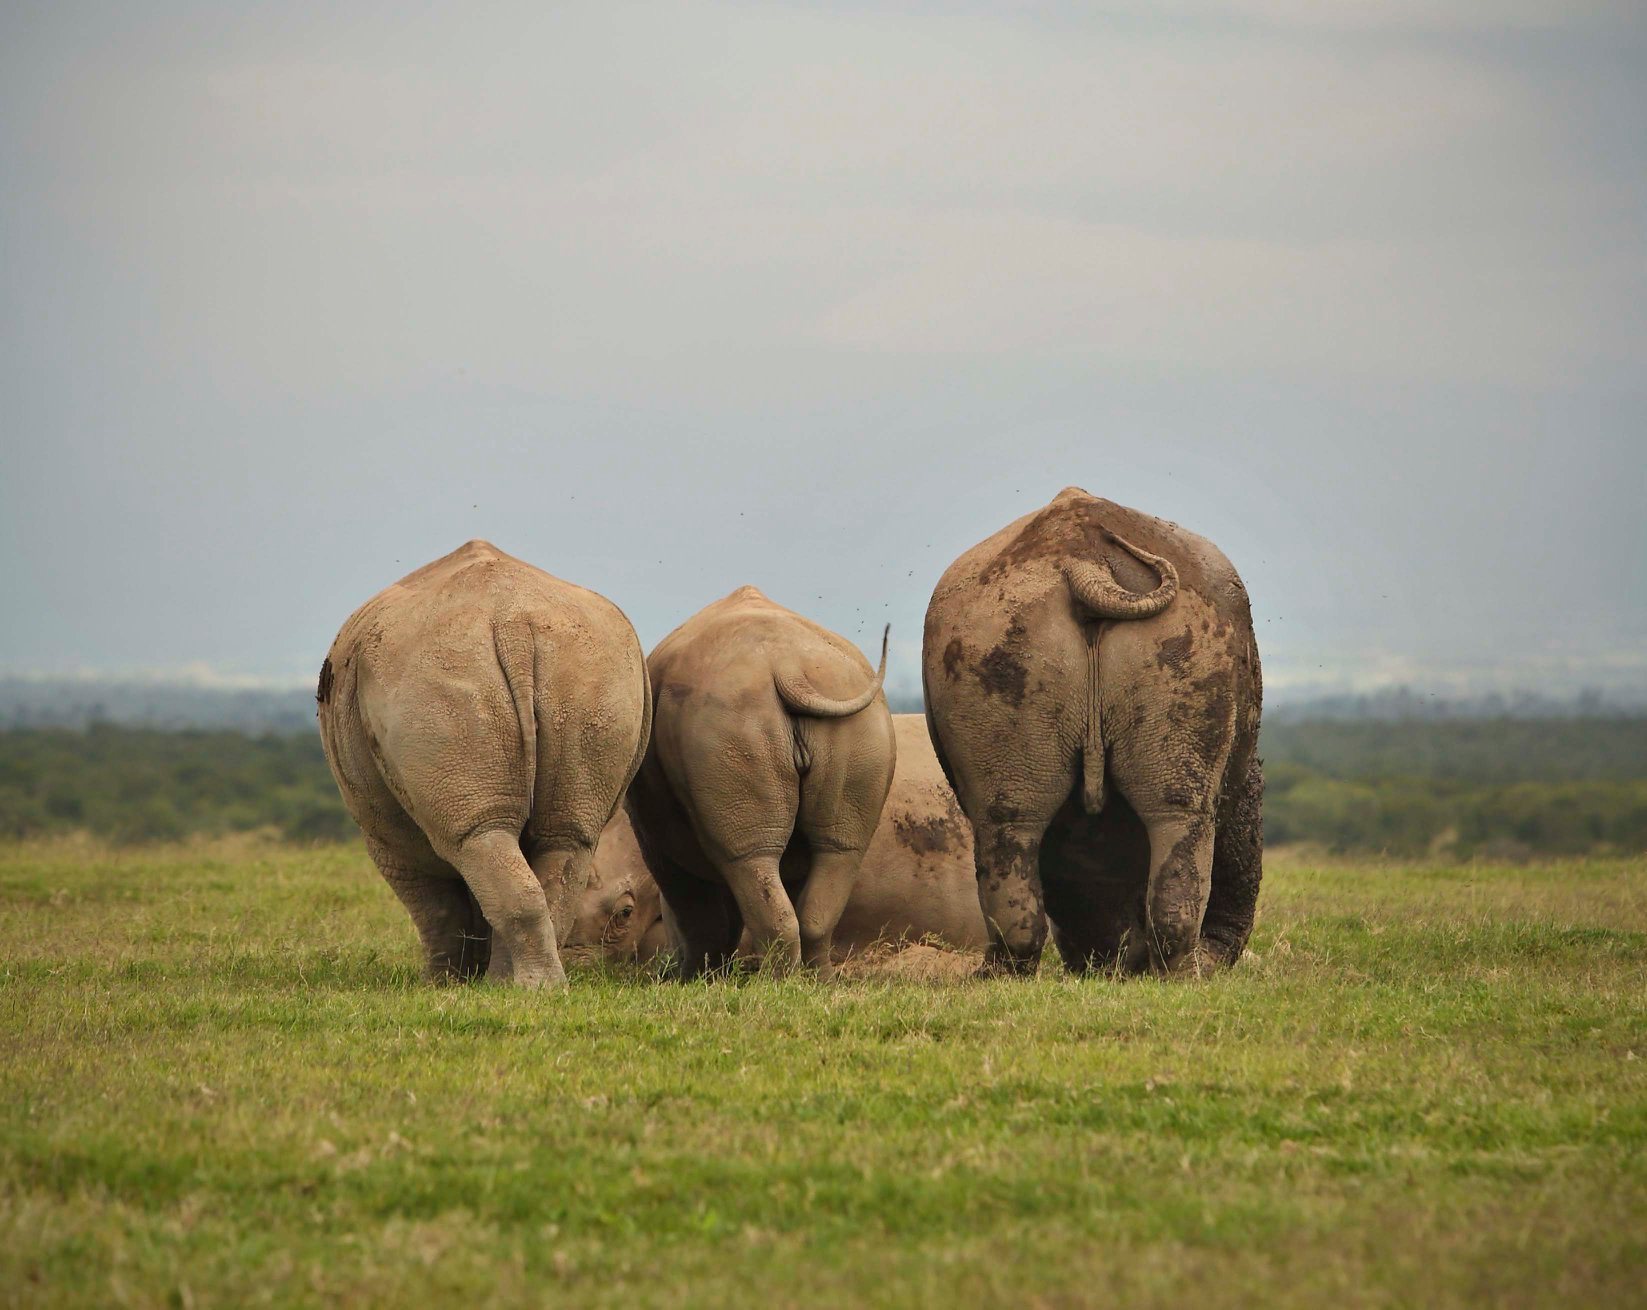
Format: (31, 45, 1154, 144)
(3, 0, 1643, 699)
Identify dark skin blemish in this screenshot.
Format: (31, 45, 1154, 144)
(1189, 673, 1234, 765)
(315, 658, 333, 706)
(1155, 630, 1195, 674)
(977, 644, 1028, 706)
(942, 638, 965, 681)
(974, 613, 1032, 705)
(977, 499, 1113, 586)
(894, 814, 956, 856)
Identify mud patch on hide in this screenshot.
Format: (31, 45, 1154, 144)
(1155, 629, 1195, 675)
(977, 497, 1110, 586)
(942, 638, 965, 682)
(1203, 757, 1264, 966)
(976, 644, 1027, 705)
(894, 814, 958, 856)
(984, 799, 1021, 826)
(1190, 673, 1236, 766)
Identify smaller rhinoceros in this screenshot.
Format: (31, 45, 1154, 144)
(625, 586, 896, 978)
(581, 714, 985, 966)
(317, 540, 652, 988)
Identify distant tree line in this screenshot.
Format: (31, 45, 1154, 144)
(1, 719, 1645, 856)
(6, 677, 1643, 734)
(1265, 769, 1647, 858)
(1261, 718, 1647, 784)
(0, 678, 318, 734)
(1263, 685, 1646, 723)
(0, 726, 349, 844)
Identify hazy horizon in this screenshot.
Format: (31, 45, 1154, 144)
(4, 1, 1644, 702)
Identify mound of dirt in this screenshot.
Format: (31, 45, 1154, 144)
(836, 940, 983, 981)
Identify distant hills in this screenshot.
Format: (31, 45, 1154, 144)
(0, 677, 319, 734)
(1262, 684, 1646, 723)
(2, 675, 1642, 733)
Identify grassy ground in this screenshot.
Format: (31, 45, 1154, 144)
(1, 838, 1643, 1308)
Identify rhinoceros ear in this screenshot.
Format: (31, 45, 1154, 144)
(1062, 534, 1178, 622)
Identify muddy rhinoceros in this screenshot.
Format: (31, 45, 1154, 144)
(922, 487, 1263, 977)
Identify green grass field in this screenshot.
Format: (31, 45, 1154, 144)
(2, 839, 1643, 1308)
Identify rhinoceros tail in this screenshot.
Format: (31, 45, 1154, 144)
(492, 618, 539, 803)
(774, 624, 889, 718)
(1062, 532, 1178, 622)
(1065, 533, 1177, 814)
(1079, 623, 1107, 814)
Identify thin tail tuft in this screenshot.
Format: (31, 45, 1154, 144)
(773, 624, 889, 718)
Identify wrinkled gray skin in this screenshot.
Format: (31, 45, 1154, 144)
(584, 714, 985, 964)
(317, 541, 653, 989)
(923, 487, 1263, 977)
(625, 586, 896, 979)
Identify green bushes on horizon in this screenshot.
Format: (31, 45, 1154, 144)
(0, 725, 350, 845)
(1263, 767, 1647, 857)
(1260, 717, 1647, 784)
(2, 719, 1646, 855)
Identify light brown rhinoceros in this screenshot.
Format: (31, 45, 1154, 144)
(923, 486, 1263, 977)
(317, 540, 652, 989)
(582, 714, 985, 964)
(624, 586, 896, 978)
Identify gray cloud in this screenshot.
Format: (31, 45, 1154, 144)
(2, 1, 1643, 698)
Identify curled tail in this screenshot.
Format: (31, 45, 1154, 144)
(1064, 533, 1178, 814)
(773, 624, 889, 718)
(1062, 532, 1178, 621)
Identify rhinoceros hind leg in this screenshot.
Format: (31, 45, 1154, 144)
(972, 820, 1050, 975)
(794, 847, 866, 978)
(366, 836, 490, 982)
(442, 829, 565, 989)
(722, 854, 801, 974)
(1138, 810, 1218, 976)
(376, 868, 491, 982)
(486, 920, 513, 981)
(1201, 759, 1264, 969)
(653, 860, 742, 981)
